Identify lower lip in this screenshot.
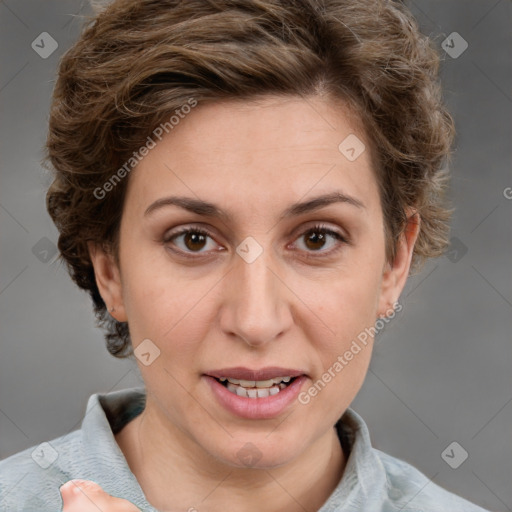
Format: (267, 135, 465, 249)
(203, 375, 308, 420)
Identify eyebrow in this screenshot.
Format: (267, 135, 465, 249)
(144, 191, 365, 221)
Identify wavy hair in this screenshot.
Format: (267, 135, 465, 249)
(44, 0, 455, 358)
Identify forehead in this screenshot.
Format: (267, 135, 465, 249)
(124, 95, 381, 221)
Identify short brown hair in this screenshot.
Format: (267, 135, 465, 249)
(44, 0, 455, 358)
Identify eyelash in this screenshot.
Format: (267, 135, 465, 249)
(163, 223, 349, 260)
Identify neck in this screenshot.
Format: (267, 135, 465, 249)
(115, 404, 346, 512)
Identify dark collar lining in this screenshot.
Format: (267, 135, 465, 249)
(335, 412, 356, 460)
(99, 389, 147, 435)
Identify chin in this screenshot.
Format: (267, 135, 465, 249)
(205, 432, 305, 470)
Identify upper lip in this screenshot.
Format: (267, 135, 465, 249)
(205, 367, 307, 381)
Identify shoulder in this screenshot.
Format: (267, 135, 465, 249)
(335, 408, 490, 511)
(0, 430, 82, 512)
(374, 448, 490, 512)
(0, 387, 148, 512)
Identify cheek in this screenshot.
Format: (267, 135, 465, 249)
(309, 260, 383, 346)
(120, 244, 220, 356)
(297, 284, 377, 425)
(299, 259, 383, 402)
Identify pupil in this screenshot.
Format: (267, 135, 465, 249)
(306, 231, 325, 250)
(185, 232, 206, 251)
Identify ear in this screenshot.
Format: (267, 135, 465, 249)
(377, 210, 421, 317)
(87, 241, 127, 322)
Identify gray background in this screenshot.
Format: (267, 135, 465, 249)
(0, 1, 510, 510)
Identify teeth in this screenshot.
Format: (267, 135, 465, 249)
(238, 379, 256, 387)
(247, 388, 258, 398)
(225, 382, 283, 399)
(227, 383, 238, 394)
(218, 375, 297, 398)
(256, 388, 267, 398)
(255, 379, 275, 388)
(225, 376, 293, 388)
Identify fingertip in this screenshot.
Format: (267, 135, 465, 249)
(59, 479, 75, 496)
(60, 479, 102, 497)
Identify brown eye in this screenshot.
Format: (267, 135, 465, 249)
(182, 231, 208, 251)
(164, 227, 219, 254)
(294, 224, 348, 256)
(304, 230, 328, 251)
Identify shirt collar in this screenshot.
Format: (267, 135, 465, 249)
(327, 407, 387, 508)
(80, 387, 156, 509)
(80, 386, 385, 510)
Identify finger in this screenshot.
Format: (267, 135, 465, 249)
(60, 479, 141, 511)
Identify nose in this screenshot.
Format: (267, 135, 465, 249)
(218, 241, 293, 348)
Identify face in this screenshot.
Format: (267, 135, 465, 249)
(90, 95, 418, 469)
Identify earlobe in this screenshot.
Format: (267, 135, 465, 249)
(377, 211, 421, 317)
(87, 241, 127, 322)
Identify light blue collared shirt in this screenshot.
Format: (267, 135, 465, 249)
(0, 386, 490, 511)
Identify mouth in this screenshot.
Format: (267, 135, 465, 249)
(214, 375, 298, 399)
(203, 367, 308, 419)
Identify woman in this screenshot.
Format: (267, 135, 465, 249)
(0, 0, 491, 510)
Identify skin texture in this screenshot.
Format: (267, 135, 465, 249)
(60, 480, 140, 511)
(84, 94, 420, 512)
